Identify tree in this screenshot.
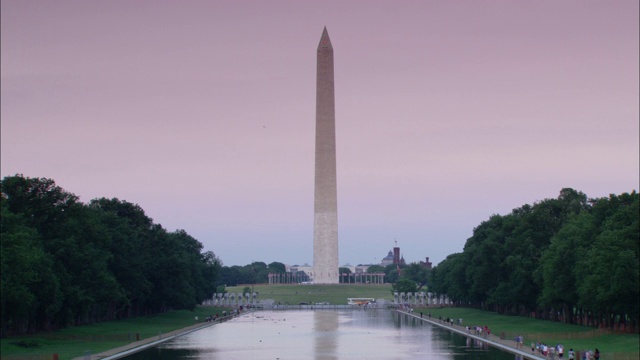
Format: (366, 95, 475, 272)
(89, 198, 156, 317)
(400, 263, 429, 291)
(1, 175, 79, 238)
(268, 262, 286, 273)
(383, 263, 403, 283)
(366, 265, 385, 274)
(463, 214, 508, 309)
(391, 278, 417, 294)
(203, 251, 223, 295)
(247, 262, 269, 284)
(219, 266, 247, 286)
(574, 193, 639, 329)
(1, 197, 61, 335)
(538, 213, 592, 323)
(1, 175, 223, 334)
(339, 267, 352, 283)
(430, 253, 467, 304)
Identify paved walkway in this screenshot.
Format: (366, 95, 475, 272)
(397, 310, 549, 360)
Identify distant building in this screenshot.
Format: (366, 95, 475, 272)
(355, 264, 370, 274)
(341, 263, 356, 273)
(380, 247, 406, 266)
(393, 247, 400, 264)
(291, 263, 313, 276)
(420, 257, 433, 270)
(380, 250, 395, 266)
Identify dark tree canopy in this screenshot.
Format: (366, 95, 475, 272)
(391, 278, 418, 294)
(1, 175, 221, 336)
(268, 262, 286, 273)
(428, 189, 639, 332)
(366, 264, 385, 273)
(400, 263, 430, 291)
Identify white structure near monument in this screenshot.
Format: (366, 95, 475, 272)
(312, 27, 339, 284)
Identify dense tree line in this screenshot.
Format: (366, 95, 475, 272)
(428, 188, 639, 332)
(3, 177, 636, 336)
(1, 175, 221, 336)
(217, 261, 289, 287)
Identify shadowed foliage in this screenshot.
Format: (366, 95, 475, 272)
(1, 175, 221, 337)
(429, 189, 639, 333)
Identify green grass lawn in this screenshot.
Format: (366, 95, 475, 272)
(226, 283, 393, 305)
(425, 307, 639, 354)
(0, 307, 227, 360)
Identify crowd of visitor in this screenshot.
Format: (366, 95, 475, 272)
(528, 341, 600, 359)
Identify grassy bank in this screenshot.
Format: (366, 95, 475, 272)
(225, 283, 393, 305)
(424, 307, 639, 354)
(0, 307, 228, 359)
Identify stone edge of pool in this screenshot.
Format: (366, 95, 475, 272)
(398, 310, 547, 360)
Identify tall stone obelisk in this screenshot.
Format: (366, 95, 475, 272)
(313, 27, 339, 284)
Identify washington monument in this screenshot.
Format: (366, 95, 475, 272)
(313, 27, 339, 284)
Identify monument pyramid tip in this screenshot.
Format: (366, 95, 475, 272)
(318, 27, 332, 49)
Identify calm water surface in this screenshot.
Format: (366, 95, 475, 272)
(125, 309, 517, 360)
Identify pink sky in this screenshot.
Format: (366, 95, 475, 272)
(2, 0, 638, 267)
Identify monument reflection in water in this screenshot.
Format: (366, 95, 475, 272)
(125, 310, 516, 360)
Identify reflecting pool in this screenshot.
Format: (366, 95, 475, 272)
(125, 309, 517, 359)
